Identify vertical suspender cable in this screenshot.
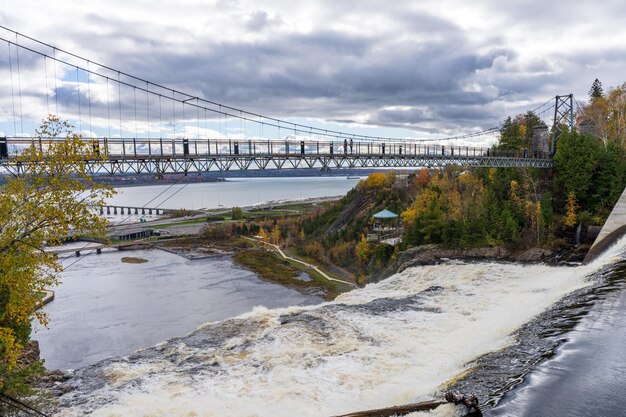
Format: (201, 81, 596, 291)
(106, 77, 111, 138)
(196, 98, 200, 140)
(8, 42, 17, 135)
(87, 61, 92, 134)
(43, 55, 49, 115)
(117, 71, 122, 138)
(53, 47, 59, 115)
(172, 90, 176, 137)
(76, 66, 82, 132)
(133, 86, 137, 138)
(15, 34, 23, 134)
(182, 98, 185, 137)
(159, 94, 163, 139)
(146, 81, 150, 138)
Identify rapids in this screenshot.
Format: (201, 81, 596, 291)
(54, 237, 626, 417)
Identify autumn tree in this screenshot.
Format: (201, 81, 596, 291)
(564, 192, 578, 228)
(578, 82, 626, 145)
(355, 235, 371, 265)
(0, 117, 114, 401)
(271, 225, 281, 245)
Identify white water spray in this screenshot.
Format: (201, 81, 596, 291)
(56, 237, 626, 417)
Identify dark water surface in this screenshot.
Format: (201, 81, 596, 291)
(33, 249, 323, 370)
(487, 264, 626, 417)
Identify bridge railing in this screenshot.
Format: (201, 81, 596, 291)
(0, 136, 552, 161)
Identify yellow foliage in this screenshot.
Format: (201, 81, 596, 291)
(0, 116, 114, 377)
(458, 172, 484, 196)
(446, 189, 462, 221)
(360, 172, 394, 190)
(564, 192, 578, 227)
(355, 235, 371, 264)
(271, 226, 281, 245)
(510, 180, 522, 208)
(401, 189, 439, 223)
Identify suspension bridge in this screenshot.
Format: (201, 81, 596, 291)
(0, 26, 578, 176)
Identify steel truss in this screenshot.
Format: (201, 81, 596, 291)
(0, 136, 553, 176)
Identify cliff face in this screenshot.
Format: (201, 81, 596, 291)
(373, 243, 593, 283)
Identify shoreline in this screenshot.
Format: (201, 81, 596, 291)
(156, 236, 348, 300)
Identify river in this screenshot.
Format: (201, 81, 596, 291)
(34, 250, 324, 370)
(106, 177, 361, 210)
(50, 234, 626, 416)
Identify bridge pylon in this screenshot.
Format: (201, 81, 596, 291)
(550, 94, 574, 154)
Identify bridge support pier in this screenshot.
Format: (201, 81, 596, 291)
(135, 208, 138, 214)
(96, 248, 102, 255)
(100, 207, 104, 215)
(107, 207, 110, 215)
(142, 208, 146, 215)
(113, 207, 117, 215)
(75, 251, 80, 257)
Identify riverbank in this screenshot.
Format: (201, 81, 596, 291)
(385, 242, 589, 275)
(156, 235, 350, 300)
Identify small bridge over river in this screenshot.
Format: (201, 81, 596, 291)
(99, 205, 169, 216)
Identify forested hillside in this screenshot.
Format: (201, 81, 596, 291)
(210, 80, 626, 283)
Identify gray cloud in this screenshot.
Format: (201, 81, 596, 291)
(2, 0, 626, 139)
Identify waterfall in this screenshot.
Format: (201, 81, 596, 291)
(55, 236, 626, 417)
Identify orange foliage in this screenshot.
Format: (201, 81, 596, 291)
(414, 169, 430, 187)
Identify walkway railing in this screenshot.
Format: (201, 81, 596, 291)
(0, 136, 553, 175)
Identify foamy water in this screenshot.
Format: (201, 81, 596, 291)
(55, 238, 626, 417)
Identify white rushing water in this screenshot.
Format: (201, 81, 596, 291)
(56, 237, 626, 417)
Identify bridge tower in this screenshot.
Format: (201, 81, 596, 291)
(550, 94, 574, 154)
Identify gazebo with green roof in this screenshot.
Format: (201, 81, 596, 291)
(372, 209, 399, 220)
(369, 209, 402, 242)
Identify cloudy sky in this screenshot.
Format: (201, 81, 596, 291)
(1, 0, 625, 144)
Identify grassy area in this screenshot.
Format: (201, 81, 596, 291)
(154, 218, 208, 228)
(233, 249, 339, 300)
(282, 247, 349, 283)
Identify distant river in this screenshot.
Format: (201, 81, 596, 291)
(106, 177, 360, 210)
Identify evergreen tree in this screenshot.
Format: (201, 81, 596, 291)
(553, 131, 601, 209)
(419, 199, 445, 243)
(498, 116, 524, 150)
(589, 78, 604, 102)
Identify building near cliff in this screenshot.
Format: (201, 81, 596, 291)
(367, 209, 402, 243)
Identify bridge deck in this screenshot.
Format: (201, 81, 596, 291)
(1, 137, 552, 175)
